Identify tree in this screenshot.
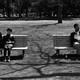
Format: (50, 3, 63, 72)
(62, 0, 80, 18)
(14, 0, 31, 17)
(17, 0, 22, 17)
(34, 0, 52, 18)
(0, 0, 4, 9)
(32, 0, 58, 18)
(58, 0, 62, 23)
(0, 0, 5, 17)
(6, 0, 12, 17)
(22, 0, 31, 17)
(35, 0, 44, 18)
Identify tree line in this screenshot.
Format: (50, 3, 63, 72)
(0, 0, 80, 18)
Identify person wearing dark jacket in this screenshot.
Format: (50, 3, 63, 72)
(3, 28, 14, 62)
(0, 32, 3, 48)
(70, 23, 80, 54)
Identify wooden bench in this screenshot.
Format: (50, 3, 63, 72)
(0, 35, 28, 56)
(53, 35, 74, 55)
(12, 35, 28, 54)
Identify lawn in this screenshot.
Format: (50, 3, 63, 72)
(0, 20, 80, 80)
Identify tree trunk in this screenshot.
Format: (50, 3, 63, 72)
(7, 0, 10, 17)
(39, 11, 42, 18)
(7, 9, 10, 17)
(58, 0, 62, 23)
(3, 8, 5, 17)
(19, 6, 22, 17)
(18, 0, 22, 18)
(19, 10, 21, 18)
(25, 8, 28, 17)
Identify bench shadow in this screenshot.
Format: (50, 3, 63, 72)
(1, 72, 80, 80)
(30, 22, 59, 29)
(0, 54, 24, 62)
(51, 54, 80, 61)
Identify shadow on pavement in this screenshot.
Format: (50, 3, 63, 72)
(0, 54, 24, 62)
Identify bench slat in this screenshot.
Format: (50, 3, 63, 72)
(53, 36, 71, 47)
(13, 35, 28, 48)
(53, 35, 75, 55)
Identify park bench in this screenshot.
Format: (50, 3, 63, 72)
(12, 35, 28, 54)
(0, 35, 28, 58)
(51, 35, 80, 60)
(53, 35, 72, 55)
(52, 35, 78, 60)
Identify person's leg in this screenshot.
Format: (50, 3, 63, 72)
(4, 48, 7, 61)
(7, 48, 11, 61)
(74, 44, 80, 54)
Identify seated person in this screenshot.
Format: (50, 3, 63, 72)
(0, 32, 3, 48)
(3, 28, 14, 62)
(70, 23, 80, 54)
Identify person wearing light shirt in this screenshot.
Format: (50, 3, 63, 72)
(70, 23, 80, 54)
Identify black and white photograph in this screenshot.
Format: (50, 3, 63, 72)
(0, 0, 80, 80)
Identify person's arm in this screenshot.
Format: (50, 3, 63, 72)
(10, 36, 15, 44)
(5, 36, 14, 44)
(70, 32, 74, 47)
(3, 36, 7, 44)
(70, 32, 80, 47)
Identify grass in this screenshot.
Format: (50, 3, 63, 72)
(0, 19, 80, 80)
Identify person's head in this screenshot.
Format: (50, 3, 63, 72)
(74, 23, 79, 32)
(7, 28, 12, 35)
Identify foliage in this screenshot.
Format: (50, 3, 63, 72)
(0, 0, 80, 18)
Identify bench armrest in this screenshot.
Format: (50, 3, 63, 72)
(54, 47, 74, 50)
(12, 47, 28, 50)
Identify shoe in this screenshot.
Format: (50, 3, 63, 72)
(8, 59, 10, 62)
(76, 59, 79, 62)
(8, 56, 10, 60)
(8, 58, 10, 62)
(4, 59, 7, 62)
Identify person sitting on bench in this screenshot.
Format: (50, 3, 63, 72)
(3, 28, 14, 62)
(70, 23, 80, 54)
(0, 32, 3, 48)
(0, 32, 4, 56)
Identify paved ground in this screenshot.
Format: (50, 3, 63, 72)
(0, 20, 80, 80)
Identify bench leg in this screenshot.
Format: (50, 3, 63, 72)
(1, 50, 2, 55)
(55, 49, 60, 55)
(22, 50, 25, 57)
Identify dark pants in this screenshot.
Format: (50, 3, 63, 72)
(74, 43, 80, 54)
(4, 48, 11, 58)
